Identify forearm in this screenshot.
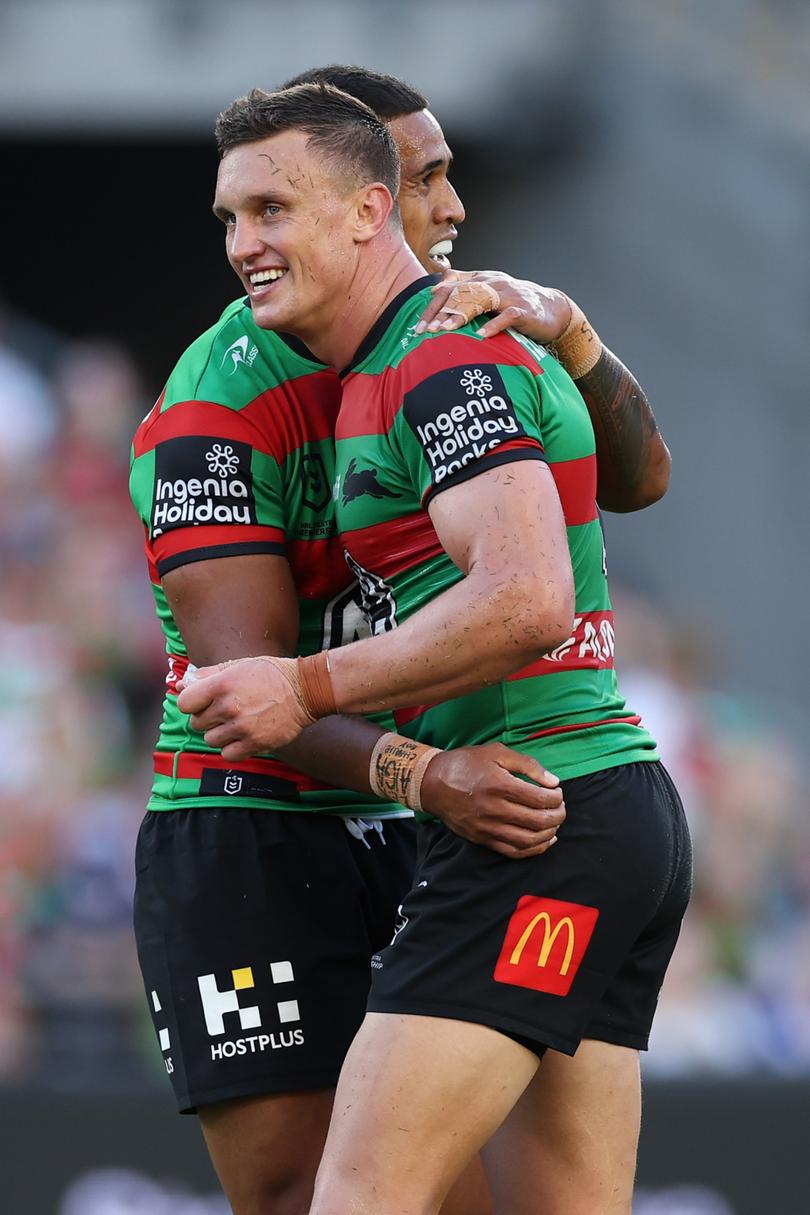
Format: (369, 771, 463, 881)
(328, 566, 570, 716)
(277, 714, 385, 794)
(573, 346, 671, 512)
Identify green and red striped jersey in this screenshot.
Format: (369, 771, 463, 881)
(335, 277, 658, 786)
(130, 297, 398, 815)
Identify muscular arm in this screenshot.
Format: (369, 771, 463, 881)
(180, 460, 575, 745)
(327, 461, 575, 715)
(163, 553, 392, 792)
(166, 552, 566, 855)
(571, 345, 671, 512)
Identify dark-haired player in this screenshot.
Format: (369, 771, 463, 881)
(134, 67, 670, 1215)
(181, 83, 690, 1215)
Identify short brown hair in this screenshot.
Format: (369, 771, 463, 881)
(215, 83, 400, 198)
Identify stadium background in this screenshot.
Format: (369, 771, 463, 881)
(0, 1, 808, 1211)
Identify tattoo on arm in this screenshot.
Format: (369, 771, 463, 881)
(573, 346, 668, 511)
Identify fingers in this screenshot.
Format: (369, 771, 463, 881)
(415, 278, 463, 330)
(176, 670, 229, 716)
(489, 743, 560, 790)
(477, 306, 527, 340)
(415, 281, 500, 335)
(486, 827, 559, 859)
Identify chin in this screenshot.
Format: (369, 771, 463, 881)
(250, 299, 289, 333)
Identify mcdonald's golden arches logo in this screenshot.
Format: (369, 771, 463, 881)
(493, 895, 599, 997)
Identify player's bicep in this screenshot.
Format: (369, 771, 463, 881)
(428, 460, 569, 580)
(163, 553, 299, 667)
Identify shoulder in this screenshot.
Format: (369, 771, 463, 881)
(160, 298, 325, 413)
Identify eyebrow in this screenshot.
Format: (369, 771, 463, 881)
(212, 191, 287, 221)
(412, 153, 453, 177)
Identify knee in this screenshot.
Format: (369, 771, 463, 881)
(226, 1162, 316, 1215)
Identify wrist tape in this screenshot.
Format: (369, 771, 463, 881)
(550, 297, 603, 379)
(296, 651, 338, 722)
(369, 732, 441, 813)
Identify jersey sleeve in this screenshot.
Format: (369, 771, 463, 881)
(389, 358, 546, 506)
(129, 397, 287, 577)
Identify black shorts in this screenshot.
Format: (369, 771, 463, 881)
(367, 761, 692, 1056)
(134, 808, 416, 1113)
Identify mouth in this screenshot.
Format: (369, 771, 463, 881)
(428, 239, 454, 270)
(247, 267, 288, 298)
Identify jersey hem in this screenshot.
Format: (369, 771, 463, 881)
(413, 750, 659, 821)
(145, 795, 412, 817)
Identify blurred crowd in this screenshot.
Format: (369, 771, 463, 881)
(0, 301, 807, 1093)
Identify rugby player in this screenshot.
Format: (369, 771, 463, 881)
(180, 84, 691, 1214)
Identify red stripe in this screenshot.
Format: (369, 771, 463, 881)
(523, 715, 642, 741)
(549, 455, 598, 527)
(507, 611, 616, 678)
(287, 536, 354, 600)
(134, 371, 340, 463)
(152, 524, 285, 565)
(153, 749, 331, 792)
(343, 511, 443, 580)
(339, 331, 543, 438)
(394, 702, 438, 728)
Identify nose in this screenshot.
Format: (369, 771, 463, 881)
(228, 216, 265, 265)
(435, 178, 465, 227)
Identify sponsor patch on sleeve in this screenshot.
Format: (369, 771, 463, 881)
(151, 435, 257, 537)
(402, 363, 529, 490)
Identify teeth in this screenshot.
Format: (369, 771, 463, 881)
(250, 268, 286, 284)
(429, 240, 453, 257)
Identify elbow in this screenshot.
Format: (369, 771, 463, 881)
(503, 572, 576, 664)
(599, 448, 672, 514)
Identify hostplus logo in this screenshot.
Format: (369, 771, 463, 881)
(197, 961, 304, 1061)
(151, 435, 257, 536)
(404, 363, 527, 487)
(220, 335, 258, 374)
(150, 989, 173, 1074)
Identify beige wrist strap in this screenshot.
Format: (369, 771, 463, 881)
(550, 297, 603, 379)
(369, 732, 441, 813)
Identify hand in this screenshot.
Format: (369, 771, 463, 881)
(176, 656, 312, 758)
(420, 742, 565, 859)
(415, 269, 573, 345)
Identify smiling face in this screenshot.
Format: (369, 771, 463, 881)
(213, 128, 364, 336)
(388, 109, 465, 273)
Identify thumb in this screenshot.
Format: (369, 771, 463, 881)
(177, 661, 227, 692)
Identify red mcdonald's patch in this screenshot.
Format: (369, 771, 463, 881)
(493, 895, 599, 997)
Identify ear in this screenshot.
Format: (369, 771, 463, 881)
(353, 182, 394, 245)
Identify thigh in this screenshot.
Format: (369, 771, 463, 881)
(134, 808, 410, 1111)
(200, 1088, 335, 1215)
(482, 1039, 641, 1215)
(310, 1011, 539, 1215)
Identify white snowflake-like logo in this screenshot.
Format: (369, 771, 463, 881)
(459, 367, 492, 397)
(206, 443, 239, 478)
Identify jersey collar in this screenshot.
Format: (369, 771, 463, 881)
(339, 274, 440, 378)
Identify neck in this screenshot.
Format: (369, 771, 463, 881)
(296, 232, 426, 369)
